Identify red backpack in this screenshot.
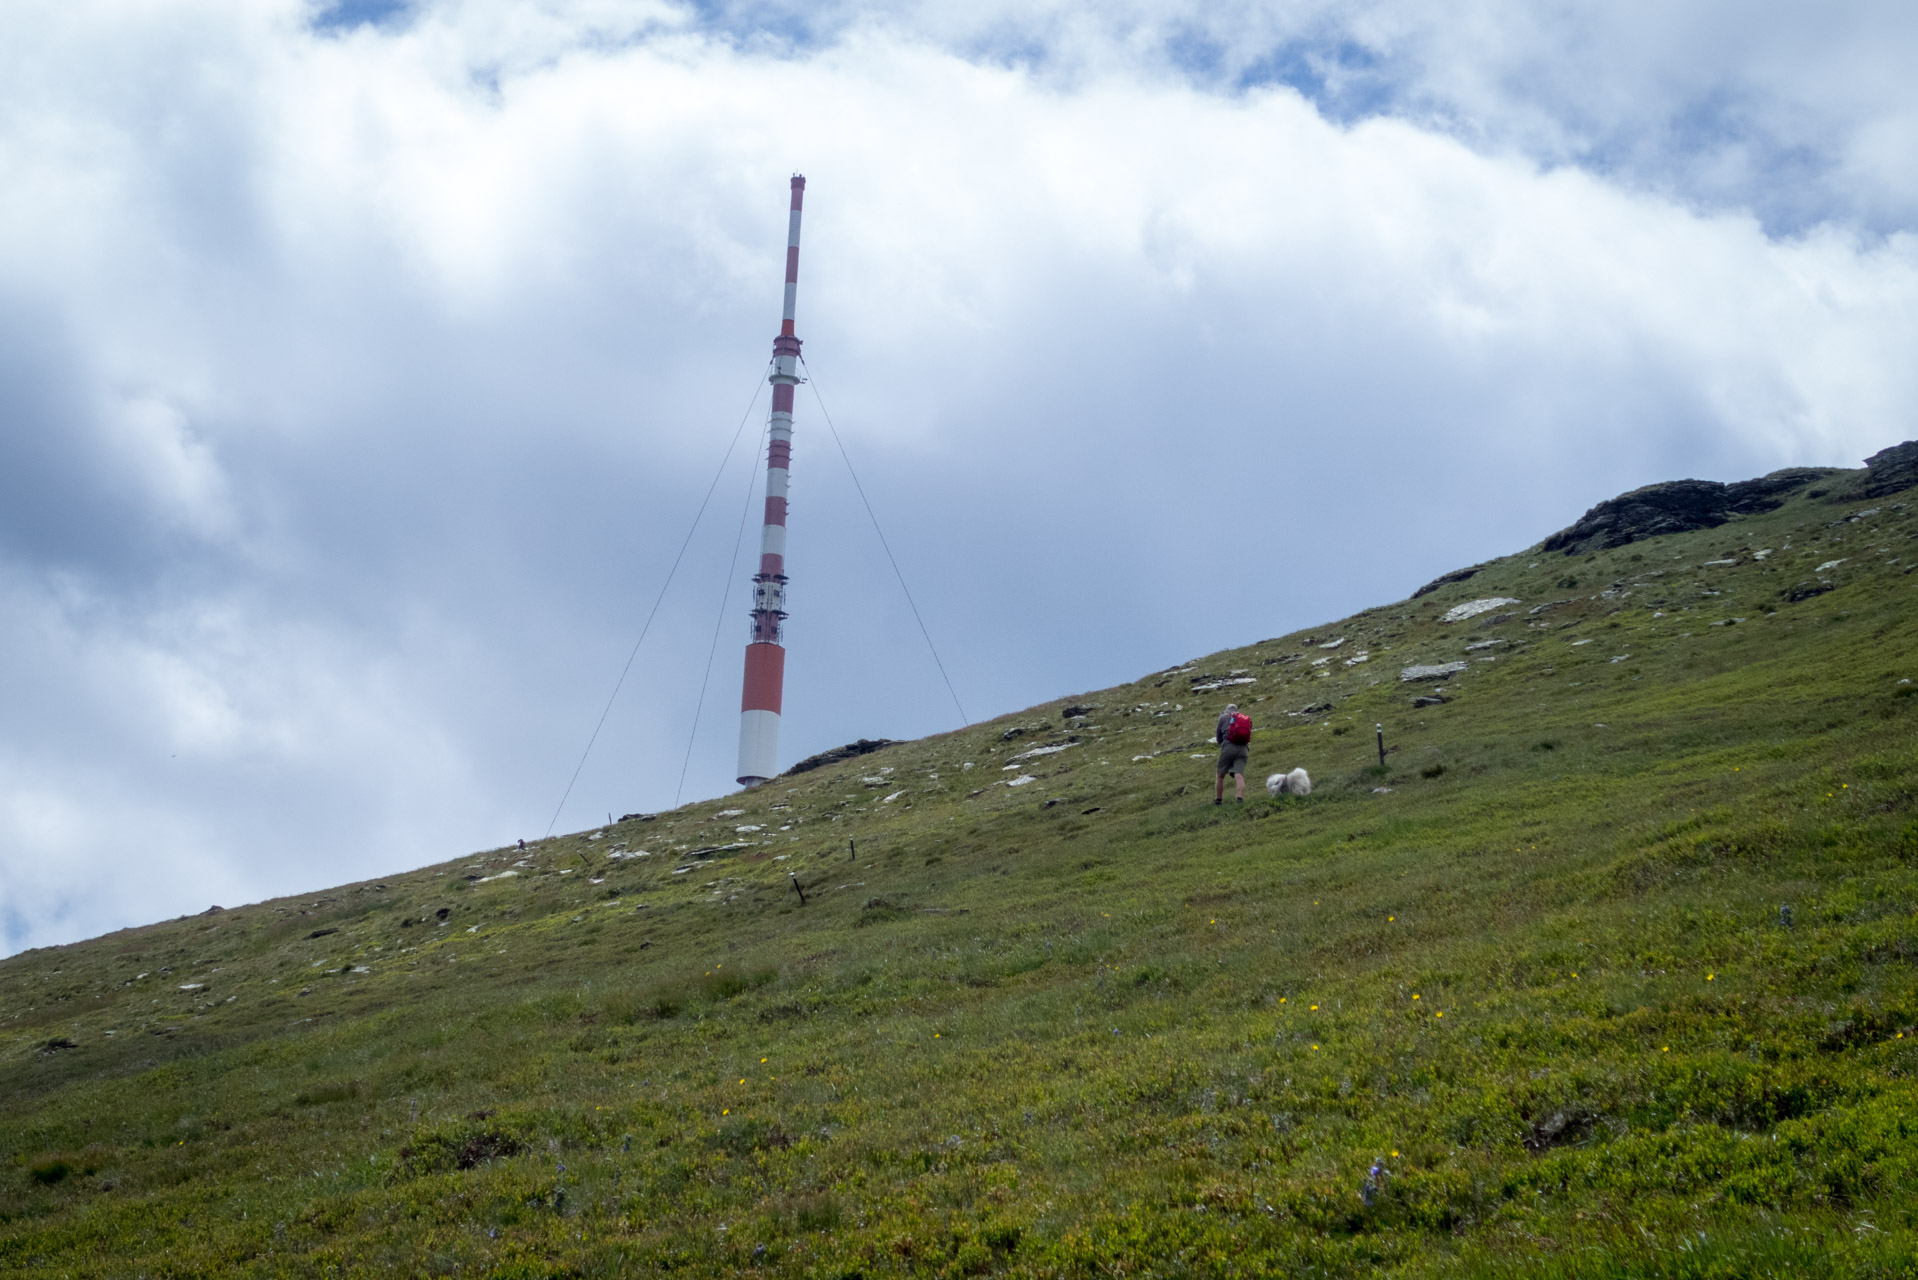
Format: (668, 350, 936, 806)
(1225, 712, 1252, 745)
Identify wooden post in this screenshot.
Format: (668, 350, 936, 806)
(1376, 723, 1386, 767)
(849, 837, 856, 861)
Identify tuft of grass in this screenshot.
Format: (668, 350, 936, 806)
(291, 1080, 359, 1107)
(26, 1158, 72, 1186)
(395, 1116, 527, 1177)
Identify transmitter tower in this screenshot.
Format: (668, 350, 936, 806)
(736, 175, 806, 787)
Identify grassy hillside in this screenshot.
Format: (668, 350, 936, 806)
(7, 463, 1918, 1277)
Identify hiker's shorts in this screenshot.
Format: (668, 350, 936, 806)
(1217, 742, 1248, 776)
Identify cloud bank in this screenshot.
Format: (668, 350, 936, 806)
(3, 0, 1915, 953)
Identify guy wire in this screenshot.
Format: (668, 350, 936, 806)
(543, 362, 771, 837)
(676, 419, 771, 807)
(800, 355, 970, 726)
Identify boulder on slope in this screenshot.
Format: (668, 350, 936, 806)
(783, 738, 897, 777)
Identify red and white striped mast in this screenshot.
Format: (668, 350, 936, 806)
(736, 174, 806, 787)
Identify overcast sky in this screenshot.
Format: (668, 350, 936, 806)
(4, 0, 1916, 955)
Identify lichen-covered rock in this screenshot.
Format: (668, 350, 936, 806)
(1440, 598, 1519, 623)
(1401, 662, 1469, 682)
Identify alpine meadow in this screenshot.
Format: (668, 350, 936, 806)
(10, 446, 1918, 1278)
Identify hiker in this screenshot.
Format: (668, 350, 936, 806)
(1215, 702, 1252, 803)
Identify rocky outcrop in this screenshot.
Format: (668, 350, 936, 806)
(783, 738, 897, 777)
(1412, 561, 1492, 599)
(1541, 468, 1837, 556)
(1860, 441, 1918, 498)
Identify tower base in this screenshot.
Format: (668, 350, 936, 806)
(737, 707, 781, 787)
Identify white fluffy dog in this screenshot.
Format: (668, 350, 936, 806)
(1266, 768, 1313, 797)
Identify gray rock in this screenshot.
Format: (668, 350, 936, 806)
(1440, 598, 1519, 624)
(1400, 662, 1468, 683)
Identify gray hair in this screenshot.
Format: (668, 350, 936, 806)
(1224, 703, 1238, 713)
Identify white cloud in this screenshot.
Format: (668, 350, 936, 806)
(103, 397, 239, 542)
(3, 0, 1917, 952)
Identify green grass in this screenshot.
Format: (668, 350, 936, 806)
(6, 473, 1918, 1276)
